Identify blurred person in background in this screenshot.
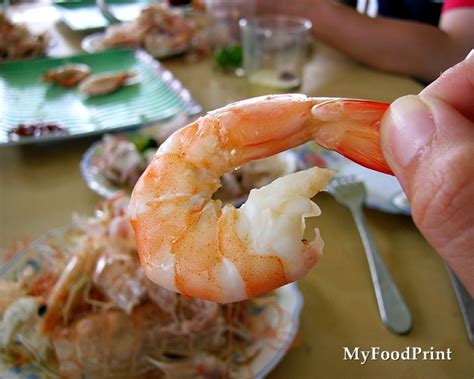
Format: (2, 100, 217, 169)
(257, 0, 474, 82)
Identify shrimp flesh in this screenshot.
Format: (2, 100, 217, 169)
(129, 94, 391, 303)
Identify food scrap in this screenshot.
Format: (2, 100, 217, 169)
(7, 122, 67, 141)
(78, 71, 135, 96)
(42, 63, 91, 87)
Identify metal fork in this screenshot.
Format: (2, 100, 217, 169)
(328, 176, 412, 334)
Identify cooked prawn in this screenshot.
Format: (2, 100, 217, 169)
(129, 94, 391, 303)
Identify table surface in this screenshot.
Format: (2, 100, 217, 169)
(0, 5, 472, 378)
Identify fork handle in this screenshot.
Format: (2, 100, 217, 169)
(446, 266, 474, 345)
(351, 208, 412, 334)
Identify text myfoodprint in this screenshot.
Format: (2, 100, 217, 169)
(343, 346, 453, 365)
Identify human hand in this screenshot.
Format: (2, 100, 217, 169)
(380, 52, 474, 295)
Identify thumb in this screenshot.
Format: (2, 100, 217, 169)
(380, 94, 474, 295)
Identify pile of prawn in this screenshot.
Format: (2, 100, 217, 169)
(0, 196, 284, 378)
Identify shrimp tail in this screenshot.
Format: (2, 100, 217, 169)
(311, 99, 392, 175)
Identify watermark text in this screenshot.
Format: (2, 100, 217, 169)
(343, 346, 452, 365)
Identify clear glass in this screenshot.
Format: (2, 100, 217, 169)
(206, 0, 256, 48)
(240, 16, 312, 95)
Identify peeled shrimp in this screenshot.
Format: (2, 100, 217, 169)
(129, 94, 391, 303)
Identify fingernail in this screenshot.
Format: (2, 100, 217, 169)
(466, 49, 474, 60)
(382, 95, 435, 168)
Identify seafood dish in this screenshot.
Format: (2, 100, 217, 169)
(78, 71, 136, 97)
(0, 12, 48, 61)
(43, 64, 91, 87)
(0, 196, 301, 378)
(129, 94, 391, 303)
(93, 134, 158, 188)
(89, 4, 194, 57)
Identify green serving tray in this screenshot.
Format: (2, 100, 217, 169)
(0, 49, 202, 145)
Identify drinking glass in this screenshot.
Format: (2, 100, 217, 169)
(240, 16, 312, 95)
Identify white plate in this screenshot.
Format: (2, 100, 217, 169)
(82, 32, 190, 59)
(0, 227, 303, 379)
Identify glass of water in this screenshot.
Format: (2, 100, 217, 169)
(240, 15, 312, 95)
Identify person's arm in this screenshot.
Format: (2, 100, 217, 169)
(311, 2, 473, 82)
(257, 0, 474, 82)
